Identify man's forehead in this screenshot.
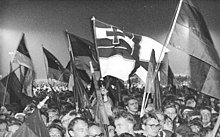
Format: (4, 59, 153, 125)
(73, 120, 88, 128)
(147, 118, 159, 124)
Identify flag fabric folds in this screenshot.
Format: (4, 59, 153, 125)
(159, 53, 175, 86)
(93, 18, 169, 81)
(0, 71, 33, 109)
(42, 47, 66, 82)
(12, 109, 50, 137)
(147, 50, 162, 110)
(169, 0, 220, 98)
(12, 34, 35, 97)
(13, 34, 34, 69)
(67, 33, 91, 109)
(66, 32, 99, 76)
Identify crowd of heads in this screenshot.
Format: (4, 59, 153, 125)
(0, 81, 220, 137)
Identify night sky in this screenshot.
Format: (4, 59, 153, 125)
(1, 0, 220, 79)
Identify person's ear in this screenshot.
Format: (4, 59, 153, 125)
(126, 106, 129, 110)
(69, 130, 74, 137)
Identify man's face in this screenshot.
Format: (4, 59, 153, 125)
(69, 120, 89, 137)
(126, 99, 138, 114)
(114, 117, 131, 135)
(164, 107, 177, 121)
(49, 127, 62, 137)
(8, 124, 20, 134)
(143, 118, 161, 137)
(201, 109, 211, 124)
(88, 125, 103, 137)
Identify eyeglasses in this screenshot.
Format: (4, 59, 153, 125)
(145, 124, 161, 128)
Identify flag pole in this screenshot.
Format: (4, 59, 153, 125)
(65, 30, 79, 111)
(154, 0, 183, 75)
(91, 16, 102, 78)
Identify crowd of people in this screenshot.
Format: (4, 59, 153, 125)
(0, 79, 220, 137)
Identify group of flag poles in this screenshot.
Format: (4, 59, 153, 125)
(1, 0, 220, 136)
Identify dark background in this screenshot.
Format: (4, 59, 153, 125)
(1, 0, 220, 79)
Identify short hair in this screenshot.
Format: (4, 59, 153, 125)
(141, 112, 159, 124)
(68, 117, 88, 131)
(162, 101, 177, 112)
(123, 96, 137, 106)
(114, 111, 136, 125)
(48, 123, 65, 137)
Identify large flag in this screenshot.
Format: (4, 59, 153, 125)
(12, 34, 35, 97)
(12, 109, 50, 137)
(42, 47, 66, 82)
(0, 71, 33, 109)
(92, 18, 169, 81)
(66, 33, 91, 109)
(169, 0, 220, 98)
(66, 32, 99, 78)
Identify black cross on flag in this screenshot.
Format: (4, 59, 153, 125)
(106, 26, 125, 44)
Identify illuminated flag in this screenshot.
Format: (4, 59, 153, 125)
(12, 34, 35, 97)
(92, 18, 169, 81)
(169, 0, 220, 98)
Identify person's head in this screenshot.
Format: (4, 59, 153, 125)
(200, 106, 212, 125)
(88, 124, 103, 137)
(181, 106, 193, 120)
(0, 119, 8, 132)
(61, 110, 79, 129)
(189, 120, 203, 133)
(47, 108, 59, 124)
(114, 111, 136, 136)
(48, 124, 64, 137)
(163, 102, 177, 121)
(175, 124, 192, 137)
(185, 95, 197, 108)
(141, 112, 161, 137)
(8, 122, 21, 134)
(68, 117, 89, 137)
(163, 114, 173, 132)
(124, 96, 139, 114)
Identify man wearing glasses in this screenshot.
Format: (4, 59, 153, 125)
(141, 112, 161, 137)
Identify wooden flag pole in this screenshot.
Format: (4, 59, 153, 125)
(154, 0, 183, 77)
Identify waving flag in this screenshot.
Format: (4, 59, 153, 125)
(92, 18, 169, 81)
(12, 109, 50, 137)
(12, 34, 35, 97)
(169, 0, 220, 98)
(42, 47, 66, 82)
